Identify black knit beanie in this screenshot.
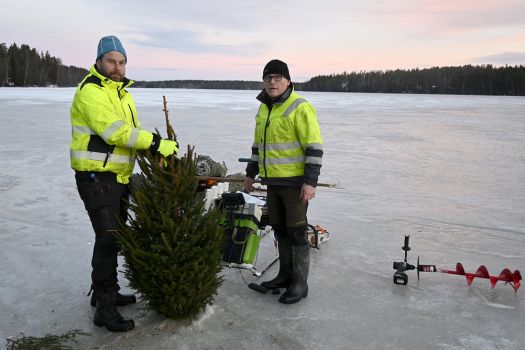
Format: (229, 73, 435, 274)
(262, 59, 291, 80)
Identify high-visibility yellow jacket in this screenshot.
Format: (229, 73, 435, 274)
(70, 65, 153, 184)
(246, 87, 323, 187)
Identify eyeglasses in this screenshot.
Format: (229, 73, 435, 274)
(263, 74, 284, 83)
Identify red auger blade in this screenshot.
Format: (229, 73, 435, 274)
(417, 255, 521, 292)
(438, 264, 521, 292)
(513, 270, 522, 292)
(489, 268, 512, 289)
(489, 269, 522, 292)
(440, 262, 465, 275)
(465, 265, 489, 286)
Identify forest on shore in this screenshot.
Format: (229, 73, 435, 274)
(298, 65, 525, 95)
(1, 42, 523, 95)
(0, 43, 88, 87)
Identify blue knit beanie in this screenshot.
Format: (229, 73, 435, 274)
(97, 35, 127, 61)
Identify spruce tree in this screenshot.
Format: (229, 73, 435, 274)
(117, 104, 224, 319)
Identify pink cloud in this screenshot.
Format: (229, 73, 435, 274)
(369, 0, 525, 39)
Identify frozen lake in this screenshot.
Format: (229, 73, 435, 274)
(0, 87, 524, 349)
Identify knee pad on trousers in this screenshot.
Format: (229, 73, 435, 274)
(288, 226, 308, 246)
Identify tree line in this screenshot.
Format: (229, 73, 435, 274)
(135, 65, 525, 96)
(296, 65, 525, 95)
(134, 79, 262, 90)
(2, 42, 523, 95)
(0, 42, 88, 87)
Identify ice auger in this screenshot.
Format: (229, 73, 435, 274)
(393, 235, 522, 293)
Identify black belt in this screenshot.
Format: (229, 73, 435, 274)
(75, 171, 117, 182)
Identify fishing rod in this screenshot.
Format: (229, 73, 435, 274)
(235, 157, 339, 188)
(197, 176, 338, 189)
(393, 235, 522, 293)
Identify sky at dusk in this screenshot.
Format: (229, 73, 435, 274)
(2, 0, 524, 81)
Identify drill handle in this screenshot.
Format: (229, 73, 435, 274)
(403, 234, 411, 252)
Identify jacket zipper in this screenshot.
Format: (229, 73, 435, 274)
(102, 145, 115, 167)
(102, 86, 126, 167)
(128, 105, 137, 127)
(262, 105, 272, 177)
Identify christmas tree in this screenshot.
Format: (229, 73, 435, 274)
(117, 98, 225, 319)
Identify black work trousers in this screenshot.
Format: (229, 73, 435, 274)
(75, 172, 129, 291)
(266, 185, 309, 246)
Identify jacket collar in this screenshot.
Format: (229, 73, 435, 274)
(256, 82, 294, 106)
(90, 65, 133, 89)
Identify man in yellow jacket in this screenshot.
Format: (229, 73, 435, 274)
(244, 59, 323, 304)
(70, 35, 178, 332)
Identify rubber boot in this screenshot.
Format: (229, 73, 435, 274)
(260, 237, 293, 290)
(90, 290, 136, 307)
(93, 286, 135, 332)
(279, 244, 310, 304)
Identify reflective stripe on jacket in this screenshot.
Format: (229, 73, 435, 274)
(250, 90, 323, 186)
(70, 65, 153, 184)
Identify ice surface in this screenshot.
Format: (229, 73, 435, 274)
(0, 87, 523, 349)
